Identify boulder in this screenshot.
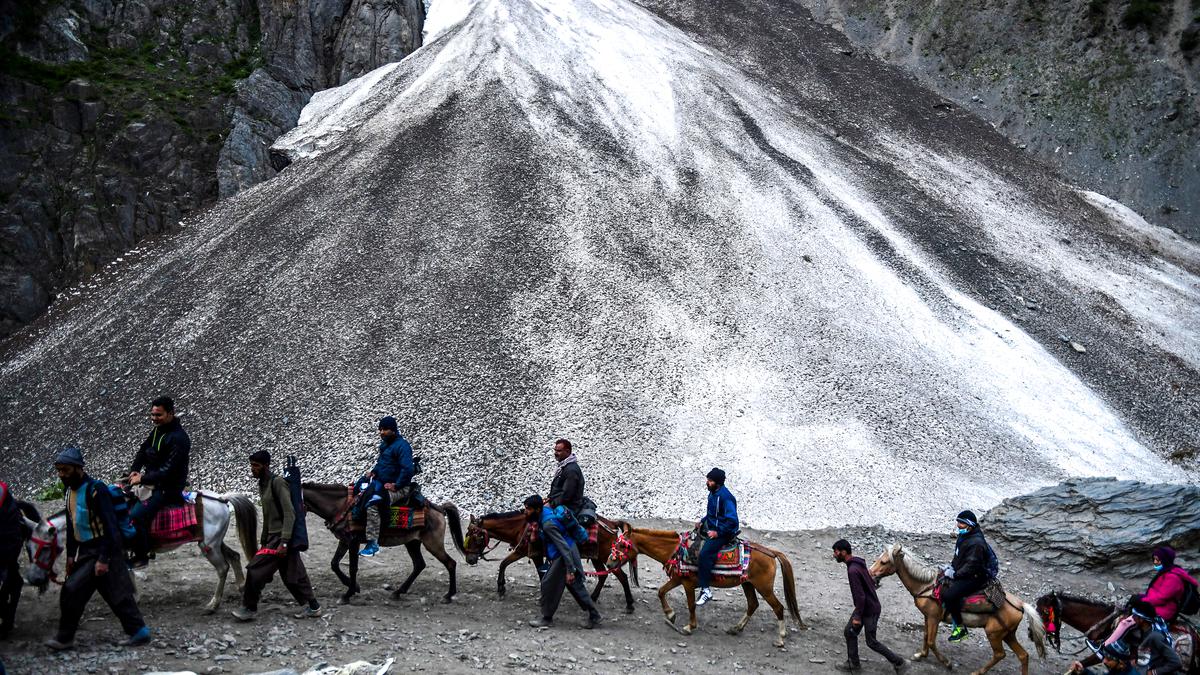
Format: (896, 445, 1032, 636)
(984, 478, 1200, 574)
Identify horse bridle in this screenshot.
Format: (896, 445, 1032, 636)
(1042, 591, 1117, 656)
(28, 525, 64, 586)
(463, 523, 503, 561)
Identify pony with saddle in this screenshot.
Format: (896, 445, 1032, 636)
(607, 524, 806, 648)
(300, 482, 466, 604)
(870, 543, 1046, 675)
(25, 485, 258, 614)
(1035, 591, 1199, 673)
(462, 509, 638, 613)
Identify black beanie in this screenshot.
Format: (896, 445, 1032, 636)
(249, 450, 271, 464)
(706, 467, 726, 484)
(956, 510, 978, 527)
(378, 416, 398, 432)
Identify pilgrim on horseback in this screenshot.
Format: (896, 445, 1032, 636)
(1071, 598, 1185, 675)
(1093, 547, 1198, 673)
(548, 438, 592, 521)
(45, 447, 150, 651)
(127, 395, 191, 569)
(832, 538, 908, 673)
(696, 467, 738, 607)
(232, 450, 322, 622)
(943, 509, 996, 643)
(1072, 640, 1135, 674)
(0, 480, 33, 639)
(355, 416, 419, 558)
(525, 494, 603, 630)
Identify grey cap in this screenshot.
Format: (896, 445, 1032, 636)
(54, 447, 85, 467)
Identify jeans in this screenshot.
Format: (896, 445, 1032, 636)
(845, 614, 903, 667)
(130, 487, 181, 559)
(351, 479, 391, 534)
(697, 533, 734, 588)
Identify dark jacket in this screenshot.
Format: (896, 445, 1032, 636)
(703, 485, 739, 537)
(1140, 626, 1183, 674)
(259, 472, 296, 545)
(951, 527, 990, 582)
(65, 476, 124, 565)
(846, 556, 882, 621)
(131, 418, 191, 491)
(547, 459, 585, 513)
(372, 435, 414, 486)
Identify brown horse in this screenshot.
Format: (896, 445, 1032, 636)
(462, 510, 638, 613)
(608, 525, 805, 648)
(869, 544, 1046, 675)
(301, 482, 466, 604)
(1034, 592, 1119, 653)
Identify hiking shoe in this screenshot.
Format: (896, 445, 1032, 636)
(528, 617, 553, 628)
(893, 660, 910, 673)
(833, 661, 862, 672)
(582, 614, 602, 629)
(360, 540, 380, 557)
(119, 626, 151, 647)
(128, 557, 150, 570)
(44, 637, 74, 651)
(948, 626, 969, 642)
(294, 605, 323, 619)
(230, 607, 256, 622)
(696, 587, 714, 606)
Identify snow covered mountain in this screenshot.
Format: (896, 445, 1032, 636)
(1, 0, 1197, 530)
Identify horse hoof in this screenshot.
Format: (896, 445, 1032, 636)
(680, 626, 693, 636)
(665, 612, 677, 625)
(726, 627, 741, 636)
(624, 605, 635, 615)
(773, 639, 785, 649)
(202, 607, 216, 616)
(441, 596, 454, 604)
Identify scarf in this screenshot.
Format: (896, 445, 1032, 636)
(554, 453, 578, 478)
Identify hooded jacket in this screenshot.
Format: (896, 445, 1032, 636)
(131, 418, 191, 492)
(372, 434, 414, 486)
(1142, 566, 1199, 622)
(703, 485, 739, 538)
(951, 527, 991, 582)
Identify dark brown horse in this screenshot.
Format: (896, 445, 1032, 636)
(462, 510, 638, 613)
(1034, 592, 1119, 653)
(301, 482, 466, 605)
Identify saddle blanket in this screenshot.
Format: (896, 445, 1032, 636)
(149, 501, 198, 545)
(933, 578, 1006, 613)
(384, 506, 425, 530)
(668, 531, 749, 580)
(523, 521, 601, 555)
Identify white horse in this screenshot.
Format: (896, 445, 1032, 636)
(25, 489, 257, 614)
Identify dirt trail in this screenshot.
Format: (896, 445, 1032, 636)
(1, 510, 1129, 674)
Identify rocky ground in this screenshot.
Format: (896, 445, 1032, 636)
(0, 509, 1141, 674)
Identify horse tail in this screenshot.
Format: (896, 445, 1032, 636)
(1022, 600, 1047, 658)
(224, 493, 258, 562)
(773, 548, 805, 627)
(438, 502, 467, 557)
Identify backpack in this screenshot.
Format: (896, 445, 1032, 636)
(985, 541, 1000, 580)
(270, 455, 309, 552)
(1179, 569, 1200, 616)
(91, 480, 136, 541)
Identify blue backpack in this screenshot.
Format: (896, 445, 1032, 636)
(104, 483, 137, 541)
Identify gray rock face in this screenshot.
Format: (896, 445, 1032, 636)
(791, 0, 1200, 238)
(0, 0, 424, 337)
(984, 478, 1200, 573)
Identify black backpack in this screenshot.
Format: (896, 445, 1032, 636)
(1179, 569, 1200, 616)
(270, 456, 309, 551)
(985, 542, 1001, 580)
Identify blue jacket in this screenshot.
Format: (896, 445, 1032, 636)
(372, 435, 414, 485)
(703, 485, 739, 537)
(540, 505, 587, 562)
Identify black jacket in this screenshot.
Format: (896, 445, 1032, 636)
(951, 528, 990, 582)
(131, 418, 191, 492)
(547, 460, 585, 513)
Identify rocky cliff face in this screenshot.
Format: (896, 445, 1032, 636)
(791, 0, 1200, 238)
(0, 0, 424, 337)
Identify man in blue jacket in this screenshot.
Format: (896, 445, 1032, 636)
(356, 416, 415, 557)
(696, 467, 738, 607)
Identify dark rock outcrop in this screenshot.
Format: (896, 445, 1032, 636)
(0, 0, 424, 337)
(985, 478, 1200, 573)
(792, 0, 1200, 238)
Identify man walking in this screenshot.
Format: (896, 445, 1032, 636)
(833, 539, 908, 673)
(696, 467, 738, 607)
(231, 451, 321, 621)
(0, 480, 30, 639)
(45, 448, 150, 650)
(128, 395, 191, 568)
(525, 495, 602, 630)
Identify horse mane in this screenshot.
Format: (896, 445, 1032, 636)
(1054, 592, 1114, 608)
(480, 509, 524, 521)
(16, 500, 40, 523)
(891, 543, 939, 583)
(631, 527, 683, 538)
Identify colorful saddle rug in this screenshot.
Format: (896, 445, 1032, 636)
(383, 506, 426, 531)
(523, 521, 601, 558)
(149, 498, 200, 546)
(665, 530, 749, 581)
(932, 576, 1006, 614)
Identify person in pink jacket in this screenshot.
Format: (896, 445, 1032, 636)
(1141, 546, 1197, 622)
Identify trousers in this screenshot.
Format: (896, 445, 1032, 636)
(57, 554, 145, 641)
(539, 555, 599, 621)
(697, 533, 734, 588)
(242, 535, 316, 611)
(130, 487, 182, 559)
(942, 576, 988, 625)
(845, 614, 903, 667)
(0, 545, 22, 635)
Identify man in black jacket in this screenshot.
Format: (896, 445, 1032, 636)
(546, 439, 584, 515)
(127, 395, 191, 567)
(943, 510, 992, 643)
(833, 539, 907, 673)
(46, 447, 149, 650)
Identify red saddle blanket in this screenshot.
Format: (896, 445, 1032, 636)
(149, 502, 199, 546)
(384, 506, 425, 531)
(931, 577, 1005, 613)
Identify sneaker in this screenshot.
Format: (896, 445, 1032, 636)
(119, 626, 151, 646)
(360, 541, 380, 557)
(948, 625, 969, 643)
(696, 587, 714, 606)
(44, 637, 74, 651)
(833, 661, 862, 672)
(582, 614, 602, 629)
(294, 605, 323, 619)
(528, 617, 553, 628)
(230, 607, 256, 622)
(893, 660, 910, 673)
(128, 557, 150, 570)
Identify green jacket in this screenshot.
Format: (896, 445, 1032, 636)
(259, 471, 295, 545)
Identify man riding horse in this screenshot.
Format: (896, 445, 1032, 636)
(355, 416, 417, 557)
(127, 396, 191, 568)
(547, 438, 584, 516)
(942, 509, 995, 643)
(696, 467, 739, 608)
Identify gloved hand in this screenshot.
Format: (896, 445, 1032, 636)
(944, 566, 956, 579)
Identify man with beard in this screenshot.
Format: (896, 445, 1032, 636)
(45, 447, 149, 650)
(695, 467, 739, 608)
(232, 450, 321, 622)
(127, 395, 191, 568)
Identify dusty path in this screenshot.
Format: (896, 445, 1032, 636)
(1, 509, 1128, 674)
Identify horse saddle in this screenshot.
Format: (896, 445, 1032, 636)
(933, 575, 1006, 614)
(668, 530, 749, 580)
(149, 498, 201, 546)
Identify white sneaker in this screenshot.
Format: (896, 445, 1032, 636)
(696, 587, 714, 606)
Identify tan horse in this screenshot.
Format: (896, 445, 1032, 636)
(609, 525, 806, 648)
(869, 544, 1046, 675)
